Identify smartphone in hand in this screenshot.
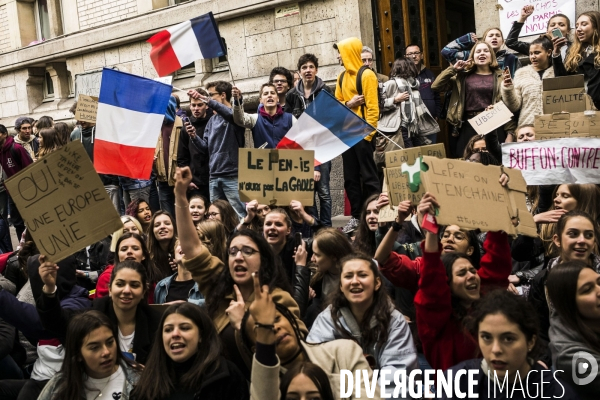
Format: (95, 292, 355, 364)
(294, 232, 303, 248)
(552, 28, 563, 38)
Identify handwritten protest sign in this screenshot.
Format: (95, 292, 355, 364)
(74, 94, 98, 123)
(498, 0, 574, 37)
(467, 101, 513, 136)
(502, 138, 600, 185)
(384, 144, 446, 206)
(534, 112, 600, 139)
(4, 142, 123, 262)
(238, 148, 314, 205)
(419, 156, 537, 236)
(378, 177, 397, 223)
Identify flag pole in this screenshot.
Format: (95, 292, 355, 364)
(376, 130, 404, 150)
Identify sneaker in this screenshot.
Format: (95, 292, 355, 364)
(341, 217, 359, 234)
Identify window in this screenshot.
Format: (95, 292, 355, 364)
(43, 71, 55, 101)
(174, 62, 195, 79)
(169, 0, 192, 4)
(35, 0, 51, 41)
(212, 38, 229, 72)
(67, 71, 74, 97)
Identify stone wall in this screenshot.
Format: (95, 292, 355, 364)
(77, 0, 138, 30)
(0, 5, 9, 53)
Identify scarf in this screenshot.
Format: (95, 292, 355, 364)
(393, 77, 431, 138)
(14, 136, 36, 161)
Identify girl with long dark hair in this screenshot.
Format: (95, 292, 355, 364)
(37, 311, 139, 400)
(442, 290, 575, 399)
(96, 232, 161, 303)
(146, 210, 177, 279)
(126, 199, 152, 233)
(173, 166, 305, 379)
(38, 260, 162, 365)
(131, 303, 249, 400)
(547, 261, 600, 398)
(307, 254, 418, 378)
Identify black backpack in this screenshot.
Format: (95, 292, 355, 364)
(339, 66, 385, 119)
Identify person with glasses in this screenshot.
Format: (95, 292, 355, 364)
(207, 199, 240, 236)
(13, 116, 39, 162)
(405, 44, 442, 134)
(173, 166, 307, 380)
(187, 82, 247, 219)
(269, 67, 294, 108)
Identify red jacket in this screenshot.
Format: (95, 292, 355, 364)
(95, 265, 156, 304)
(414, 231, 511, 371)
(379, 253, 423, 293)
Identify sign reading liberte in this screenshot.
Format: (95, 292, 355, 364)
(5, 142, 123, 262)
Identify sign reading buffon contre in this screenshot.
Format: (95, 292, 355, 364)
(4, 141, 123, 262)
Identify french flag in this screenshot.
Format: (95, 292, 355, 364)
(94, 68, 172, 179)
(277, 91, 374, 165)
(147, 12, 226, 77)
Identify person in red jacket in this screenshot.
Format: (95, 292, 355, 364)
(414, 192, 512, 371)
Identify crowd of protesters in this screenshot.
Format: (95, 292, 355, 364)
(0, 5, 600, 400)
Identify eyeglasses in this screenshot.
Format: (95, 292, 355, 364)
(207, 212, 220, 218)
(228, 246, 260, 257)
(272, 79, 287, 84)
(406, 52, 421, 56)
(208, 92, 220, 97)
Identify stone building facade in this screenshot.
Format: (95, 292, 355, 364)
(0, 0, 378, 216)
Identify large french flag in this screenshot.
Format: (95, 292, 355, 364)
(277, 91, 374, 165)
(148, 12, 226, 77)
(94, 68, 172, 179)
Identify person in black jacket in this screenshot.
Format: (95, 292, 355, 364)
(131, 303, 249, 400)
(178, 88, 212, 201)
(0, 318, 25, 380)
(553, 11, 600, 110)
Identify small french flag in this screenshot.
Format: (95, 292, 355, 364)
(94, 68, 172, 179)
(147, 12, 227, 77)
(277, 91, 374, 165)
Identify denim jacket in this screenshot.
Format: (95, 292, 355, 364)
(154, 272, 205, 305)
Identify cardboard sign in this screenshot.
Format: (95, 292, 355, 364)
(4, 142, 123, 262)
(378, 176, 397, 223)
(542, 75, 592, 114)
(419, 156, 537, 237)
(534, 111, 600, 139)
(74, 94, 98, 123)
(502, 138, 600, 185)
(385, 143, 446, 168)
(238, 148, 314, 205)
(498, 0, 575, 37)
(384, 144, 446, 206)
(467, 101, 513, 136)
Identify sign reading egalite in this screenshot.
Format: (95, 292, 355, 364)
(238, 148, 314, 205)
(419, 156, 537, 237)
(5, 141, 123, 262)
(74, 94, 99, 123)
(384, 143, 445, 205)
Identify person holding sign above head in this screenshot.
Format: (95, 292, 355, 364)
(506, 5, 572, 59)
(442, 290, 576, 400)
(172, 166, 306, 380)
(130, 303, 249, 400)
(432, 41, 516, 158)
(547, 261, 600, 398)
(553, 11, 600, 110)
(502, 36, 555, 133)
(187, 83, 247, 220)
(36, 311, 140, 400)
(37, 258, 162, 366)
(232, 84, 296, 149)
(414, 191, 512, 371)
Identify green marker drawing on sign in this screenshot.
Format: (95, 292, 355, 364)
(401, 156, 429, 193)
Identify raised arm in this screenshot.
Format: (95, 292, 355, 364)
(232, 87, 258, 129)
(174, 167, 203, 259)
(441, 32, 476, 64)
(505, 6, 534, 56)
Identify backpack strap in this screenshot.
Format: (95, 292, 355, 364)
(339, 71, 345, 91)
(356, 65, 369, 119)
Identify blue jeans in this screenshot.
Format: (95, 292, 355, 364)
(313, 161, 332, 226)
(209, 177, 246, 219)
(157, 180, 175, 218)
